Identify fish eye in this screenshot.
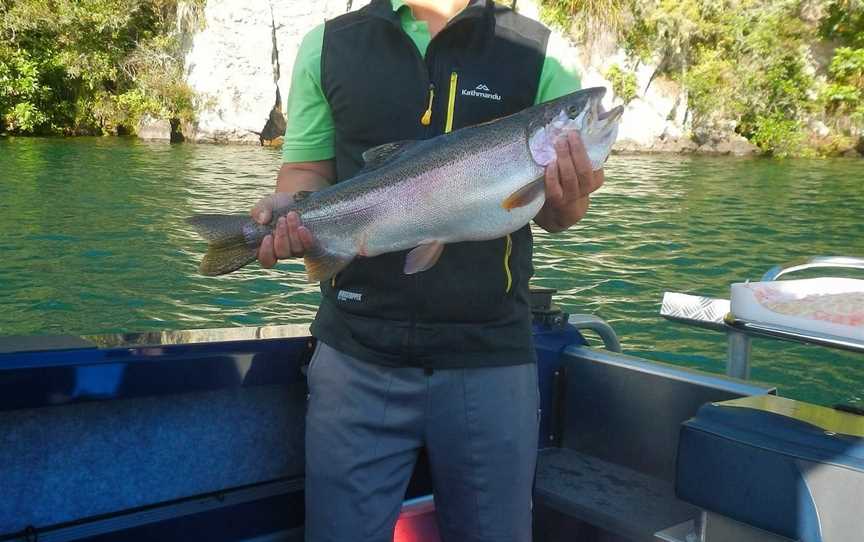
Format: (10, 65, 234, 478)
(566, 105, 580, 118)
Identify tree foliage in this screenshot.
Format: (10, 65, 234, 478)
(542, 0, 864, 156)
(0, 0, 202, 135)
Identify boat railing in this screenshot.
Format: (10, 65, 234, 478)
(567, 314, 622, 353)
(660, 256, 864, 380)
(761, 255, 864, 281)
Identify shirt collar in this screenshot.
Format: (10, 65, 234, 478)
(387, 0, 488, 21)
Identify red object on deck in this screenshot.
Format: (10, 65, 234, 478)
(393, 509, 441, 542)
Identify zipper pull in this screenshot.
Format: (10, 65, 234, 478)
(420, 83, 435, 126)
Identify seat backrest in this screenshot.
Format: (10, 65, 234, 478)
(557, 346, 774, 483)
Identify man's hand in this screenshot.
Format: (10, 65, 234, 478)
(534, 131, 605, 233)
(252, 192, 316, 269)
(253, 160, 335, 269)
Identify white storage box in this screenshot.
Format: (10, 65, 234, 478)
(730, 278, 864, 342)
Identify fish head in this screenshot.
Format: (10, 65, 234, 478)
(526, 87, 624, 170)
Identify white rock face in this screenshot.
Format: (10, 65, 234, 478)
(553, 43, 690, 151)
(137, 115, 172, 141)
(183, 0, 368, 144)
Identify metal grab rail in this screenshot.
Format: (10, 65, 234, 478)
(662, 290, 864, 379)
(762, 256, 864, 281)
(661, 257, 864, 380)
(568, 314, 622, 353)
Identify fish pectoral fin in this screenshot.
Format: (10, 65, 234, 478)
(304, 249, 353, 283)
(361, 140, 419, 170)
(404, 242, 445, 274)
(502, 178, 545, 211)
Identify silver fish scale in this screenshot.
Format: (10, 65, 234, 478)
(301, 113, 544, 259)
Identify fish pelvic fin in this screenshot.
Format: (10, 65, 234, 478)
(304, 249, 353, 283)
(188, 214, 261, 276)
(502, 178, 546, 211)
(404, 241, 445, 274)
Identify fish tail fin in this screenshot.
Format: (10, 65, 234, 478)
(188, 214, 261, 276)
(304, 248, 353, 283)
(200, 244, 259, 276)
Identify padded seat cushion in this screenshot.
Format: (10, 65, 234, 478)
(676, 395, 864, 542)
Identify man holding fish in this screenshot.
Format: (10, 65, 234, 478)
(236, 1, 617, 540)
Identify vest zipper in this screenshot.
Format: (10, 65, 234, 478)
(390, 17, 451, 365)
(445, 71, 458, 133)
(420, 83, 435, 126)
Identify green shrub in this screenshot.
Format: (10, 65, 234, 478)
(823, 47, 864, 129)
(750, 114, 808, 158)
(540, 0, 630, 41)
(605, 64, 638, 104)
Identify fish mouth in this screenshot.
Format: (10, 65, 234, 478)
(581, 95, 623, 139)
(599, 105, 624, 122)
(583, 99, 624, 168)
(582, 90, 623, 127)
(528, 87, 624, 169)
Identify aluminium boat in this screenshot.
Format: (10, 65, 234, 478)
(0, 257, 861, 542)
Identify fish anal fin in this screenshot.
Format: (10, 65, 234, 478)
(404, 242, 445, 274)
(502, 178, 545, 211)
(361, 140, 418, 170)
(304, 250, 353, 283)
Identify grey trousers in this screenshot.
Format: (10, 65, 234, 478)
(304, 342, 539, 542)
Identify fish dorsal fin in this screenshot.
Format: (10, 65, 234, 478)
(361, 140, 418, 170)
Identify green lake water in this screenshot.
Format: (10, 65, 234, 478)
(1, 137, 862, 407)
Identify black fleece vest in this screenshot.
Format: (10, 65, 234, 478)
(311, 0, 550, 368)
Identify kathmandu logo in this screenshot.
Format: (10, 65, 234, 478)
(462, 83, 502, 101)
(337, 289, 363, 302)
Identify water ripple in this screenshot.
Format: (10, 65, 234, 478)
(1, 138, 862, 407)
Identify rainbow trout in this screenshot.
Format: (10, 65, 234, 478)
(189, 87, 623, 280)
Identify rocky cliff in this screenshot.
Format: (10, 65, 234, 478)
(182, 0, 368, 144)
(180, 0, 753, 154)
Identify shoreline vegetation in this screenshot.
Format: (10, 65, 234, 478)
(542, 0, 864, 157)
(0, 0, 204, 139)
(1, 0, 862, 158)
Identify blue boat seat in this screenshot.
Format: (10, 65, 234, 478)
(676, 395, 864, 542)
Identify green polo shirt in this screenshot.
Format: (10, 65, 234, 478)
(281, 0, 581, 163)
